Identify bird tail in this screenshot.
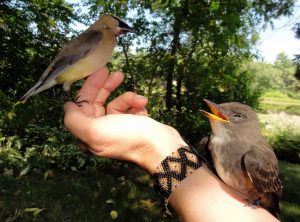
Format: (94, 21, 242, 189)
(20, 85, 38, 102)
(261, 193, 280, 219)
(20, 80, 57, 102)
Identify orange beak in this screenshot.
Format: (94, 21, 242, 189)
(200, 99, 229, 122)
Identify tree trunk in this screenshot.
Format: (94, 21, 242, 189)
(120, 39, 135, 91)
(166, 19, 181, 110)
(165, 0, 190, 111)
(176, 35, 198, 115)
(176, 66, 183, 113)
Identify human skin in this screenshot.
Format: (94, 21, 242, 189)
(64, 67, 279, 222)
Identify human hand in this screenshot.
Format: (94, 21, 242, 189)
(64, 68, 279, 222)
(64, 67, 187, 173)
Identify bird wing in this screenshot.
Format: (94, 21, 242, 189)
(243, 145, 282, 195)
(35, 30, 103, 88)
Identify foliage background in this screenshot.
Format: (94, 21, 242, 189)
(0, 0, 299, 221)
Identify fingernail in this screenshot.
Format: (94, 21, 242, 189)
(136, 95, 147, 100)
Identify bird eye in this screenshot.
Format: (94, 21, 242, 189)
(232, 113, 243, 120)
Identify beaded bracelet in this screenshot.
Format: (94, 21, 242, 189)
(152, 146, 209, 217)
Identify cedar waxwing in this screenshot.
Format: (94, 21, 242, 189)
(20, 14, 134, 101)
(200, 100, 282, 218)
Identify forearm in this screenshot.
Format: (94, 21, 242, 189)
(63, 70, 279, 222)
(168, 167, 279, 222)
(137, 127, 280, 221)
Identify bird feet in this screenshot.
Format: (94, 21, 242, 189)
(244, 197, 261, 209)
(73, 95, 89, 107)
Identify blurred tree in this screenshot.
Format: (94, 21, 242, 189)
(0, 2, 299, 220)
(0, 0, 80, 93)
(274, 52, 299, 91)
(83, 0, 295, 143)
(293, 22, 300, 79)
(0, 0, 80, 133)
(245, 53, 298, 94)
(245, 61, 275, 91)
(0, 0, 297, 146)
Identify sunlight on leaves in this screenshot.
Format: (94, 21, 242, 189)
(19, 165, 30, 177)
(44, 170, 55, 180)
(110, 210, 118, 219)
(24, 208, 46, 216)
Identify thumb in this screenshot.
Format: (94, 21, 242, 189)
(64, 102, 81, 113)
(64, 102, 92, 139)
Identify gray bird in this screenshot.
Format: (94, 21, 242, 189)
(200, 99, 282, 218)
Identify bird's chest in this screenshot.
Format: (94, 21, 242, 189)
(82, 36, 116, 71)
(210, 137, 249, 194)
(57, 37, 117, 83)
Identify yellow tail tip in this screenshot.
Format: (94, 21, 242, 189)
(15, 100, 26, 106)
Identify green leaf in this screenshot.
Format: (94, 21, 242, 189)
(24, 207, 45, 216)
(19, 165, 30, 177)
(106, 199, 116, 205)
(44, 169, 54, 180)
(210, 1, 220, 11)
(110, 210, 118, 219)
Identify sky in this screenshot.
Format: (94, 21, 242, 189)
(257, 4, 300, 63)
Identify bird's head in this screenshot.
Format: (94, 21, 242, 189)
(200, 99, 261, 140)
(99, 14, 135, 36)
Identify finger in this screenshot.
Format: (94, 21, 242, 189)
(127, 107, 148, 116)
(94, 71, 124, 105)
(106, 92, 148, 114)
(64, 102, 93, 140)
(80, 102, 106, 118)
(76, 67, 110, 102)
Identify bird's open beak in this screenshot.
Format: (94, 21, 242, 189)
(200, 99, 229, 122)
(117, 21, 135, 36)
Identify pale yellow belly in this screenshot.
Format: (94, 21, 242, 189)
(56, 58, 103, 83)
(56, 36, 116, 84)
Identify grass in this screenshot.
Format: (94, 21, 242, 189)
(280, 202, 300, 222)
(260, 101, 300, 115)
(0, 164, 176, 222)
(1, 161, 299, 222)
(258, 92, 300, 221)
(279, 161, 300, 222)
(1, 90, 299, 221)
(260, 91, 300, 115)
(258, 111, 300, 164)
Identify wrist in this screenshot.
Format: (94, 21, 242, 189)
(152, 146, 206, 217)
(135, 123, 188, 174)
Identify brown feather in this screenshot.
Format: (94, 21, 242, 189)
(202, 100, 283, 218)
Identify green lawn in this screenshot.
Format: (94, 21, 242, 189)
(0, 164, 174, 222)
(1, 92, 299, 221)
(279, 161, 300, 222)
(261, 97, 300, 106)
(1, 161, 299, 222)
(260, 93, 300, 115)
(258, 93, 300, 221)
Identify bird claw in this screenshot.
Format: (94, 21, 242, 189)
(244, 198, 261, 209)
(73, 95, 89, 107)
